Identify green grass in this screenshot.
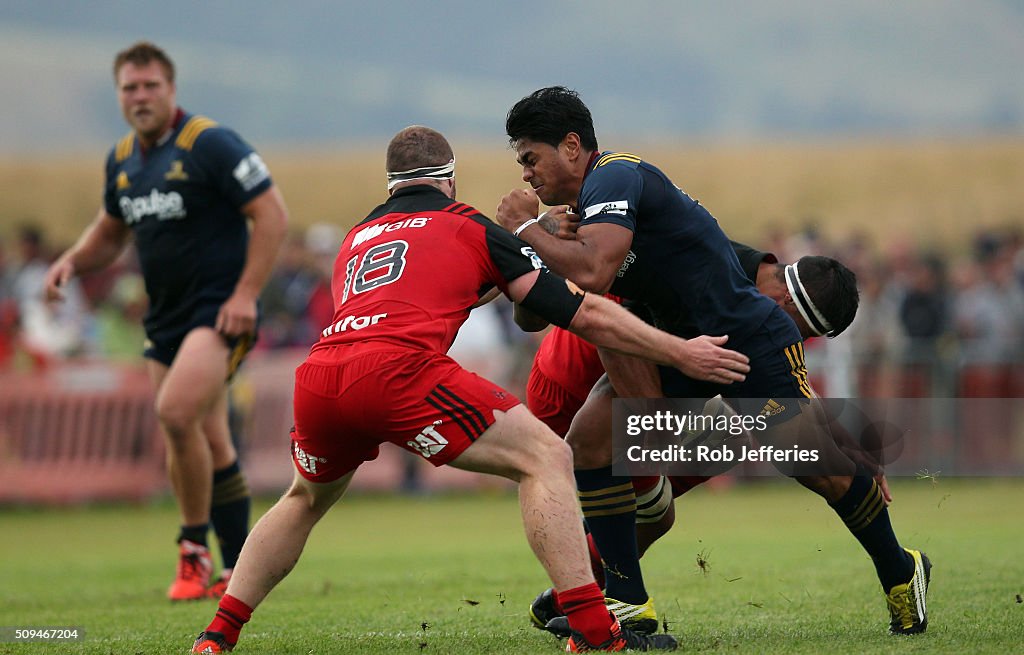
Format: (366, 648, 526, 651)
(1, 478, 1022, 653)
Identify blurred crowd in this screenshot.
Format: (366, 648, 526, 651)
(3, 220, 1023, 399)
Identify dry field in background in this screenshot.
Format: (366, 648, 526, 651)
(4, 138, 1022, 254)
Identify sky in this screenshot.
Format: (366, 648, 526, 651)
(1, 0, 1022, 153)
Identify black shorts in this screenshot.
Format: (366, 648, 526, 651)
(143, 303, 258, 378)
(659, 306, 810, 426)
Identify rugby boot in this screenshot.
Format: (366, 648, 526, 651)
(886, 548, 931, 634)
(565, 617, 677, 652)
(191, 630, 233, 653)
(543, 595, 659, 637)
(168, 539, 213, 601)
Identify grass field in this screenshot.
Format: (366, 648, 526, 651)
(2, 478, 1022, 654)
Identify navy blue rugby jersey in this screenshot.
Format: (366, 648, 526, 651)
(103, 110, 273, 335)
(577, 152, 776, 344)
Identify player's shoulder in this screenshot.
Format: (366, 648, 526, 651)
(109, 131, 136, 164)
(593, 151, 643, 171)
(174, 114, 228, 152)
(585, 151, 645, 189)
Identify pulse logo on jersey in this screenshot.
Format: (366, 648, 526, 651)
(351, 217, 431, 249)
(583, 200, 629, 220)
(119, 189, 186, 224)
(407, 420, 449, 458)
(232, 152, 270, 192)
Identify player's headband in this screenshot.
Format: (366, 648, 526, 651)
(386, 159, 455, 190)
(785, 261, 833, 337)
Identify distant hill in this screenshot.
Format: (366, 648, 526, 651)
(1, 1, 1022, 154)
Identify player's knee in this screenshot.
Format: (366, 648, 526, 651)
(522, 429, 574, 479)
(589, 374, 615, 398)
(794, 474, 849, 502)
(283, 474, 348, 515)
(155, 399, 200, 441)
(565, 428, 611, 468)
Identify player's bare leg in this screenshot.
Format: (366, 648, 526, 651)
(449, 404, 675, 650)
(149, 327, 231, 600)
(193, 470, 352, 652)
(226, 471, 352, 608)
(449, 405, 594, 590)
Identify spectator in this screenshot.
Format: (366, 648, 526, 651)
(12, 224, 95, 367)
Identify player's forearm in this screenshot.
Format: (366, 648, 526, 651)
(598, 347, 664, 397)
(516, 225, 613, 293)
(235, 188, 288, 298)
(513, 303, 549, 332)
(65, 212, 130, 275)
(568, 294, 680, 367)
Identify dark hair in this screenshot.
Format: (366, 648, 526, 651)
(113, 41, 175, 83)
(506, 86, 598, 151)
(797, 255, 860, 337)
(385, 125, 454, 173)
(17, 223, 43, 247)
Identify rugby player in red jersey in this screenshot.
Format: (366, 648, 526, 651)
(190, 126, 752, 653)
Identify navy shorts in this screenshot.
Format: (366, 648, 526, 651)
(143, 303, 258, 378)
(659, 306, 810, 426)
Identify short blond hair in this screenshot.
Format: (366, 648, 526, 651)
(113, 41, 175, 83)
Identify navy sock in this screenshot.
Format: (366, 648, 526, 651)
(575, 466, 647, 604)
(829, 473, 914, 590)
(178, 523, 209, 547)
(210, 461, 251, 570)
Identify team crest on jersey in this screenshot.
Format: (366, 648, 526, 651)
(116, 171, 131, 190)
(408, 420, 449, 458)
(164, 160, 189, 181)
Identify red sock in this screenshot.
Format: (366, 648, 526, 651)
(558, 582, 615, 645)
(206, 594, 253, 646)
(586, 533, 606, 588)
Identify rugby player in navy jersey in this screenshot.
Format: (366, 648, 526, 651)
(188, 125, 753, 653)
(497, 86, 930, 636)
(44, 42, 288, 601)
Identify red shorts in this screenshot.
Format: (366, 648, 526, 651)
(525, 357, 589, 438)
(290, 346, 520, 483)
